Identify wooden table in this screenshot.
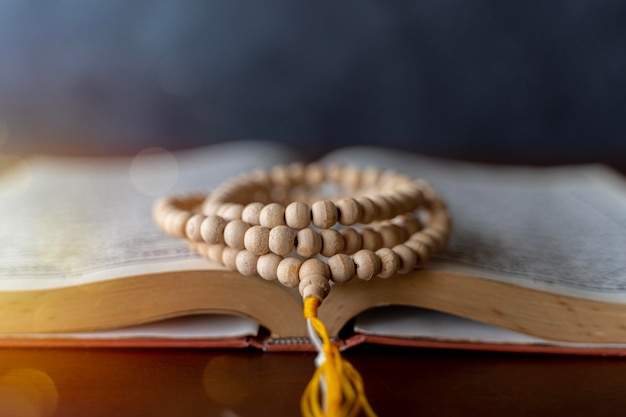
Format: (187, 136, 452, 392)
(2, 345, 626, 417)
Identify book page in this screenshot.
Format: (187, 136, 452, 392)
(0, 141, 296, 290)
(324, 147, 626, 302)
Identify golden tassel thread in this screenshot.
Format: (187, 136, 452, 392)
(301, 297, 377, 417)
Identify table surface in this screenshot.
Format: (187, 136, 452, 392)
(2, 344, 626, 417)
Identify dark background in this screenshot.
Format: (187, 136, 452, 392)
(1, 1, 625, 164)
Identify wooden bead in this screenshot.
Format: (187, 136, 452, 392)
(355, 196, 379, 224)
(422, 228, 448, 251)
(361, 228, 383, 251)
(241, 202, 265, 225)
(257, 253, 281, 280)
(286, 162, 306, 185)
(320, 229, 345, 257)
(377, 224, 406, 248)
(244, 226, 270, 255)
(270, 164, 292, 187)
(221, 247, 240, 270)
(259, 203, 286, 228)
(341, 165, 362, 189)
(299, 274, 331, 300)
(305, 163, 325, 185)
(403, 240, 429, 268)
(375, 248, 400, 278)
(361, 167, 381, 188)
(392, 215, 422, 236)
(166, 211, 193, 238)
(269, 225, 296, 256)
(369, 195, 394, 221)
(341, 228, 363, 255)
(353, 249, 381, 280)
(409, 232, 437, 252)
(218, 203, 244, 221)
(299, 258, 330, 280)
(277, 257, 303, 287)
(185, 213, 206, 242)
(200, 215, 226, 244)
(223, 219, 249, 250)
(328, 254, 356, 284)
(206, 243, 226, 263)
(236, 250, 259, 276)
(393, 244, 418, 274)
(336, 197, 362, 226)
(296, 228, 322, 257)
(285, 201, 310, 229)
(311, 200, 338, 229)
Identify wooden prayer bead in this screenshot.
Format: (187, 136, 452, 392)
(244, 226, 270, 255)
(335, 197, 361, 226)
(408, 232, 437, 252)
(299, 274, 331, 300)
(377, 223, 407, 248)
(361, 228, 383, 252)
(325, 163, 344, 183)
(305, 163, 325, 185)
(311, 200, 338, 229)
(376, 247, 400, 278)
(422, 227, 449, 251)
(241, 202, 265, 225)
(185, 213, 206, 242)
(277, 257, 303, 287)
(403, 240, 428, 268)
(259, 203, 286, 228)
(352, 249, 382, 280)
(355, 196, 379, 224)
(221, 246, 240, 271)
(166, 211, 193, 238)
(369, 195, 394, 221)
(361, 167, 381, 188)
(296, 228, 322, 258)
(236, 250, 259, 276)
(218, 203, 244, 221)
(257, 253, 281, 280)
(285, 201, 310, 229)
(299, 258, 330, 280)
(341, 165, 362, 189)
(206, 243, 226, 264)
(341, 228, 363, 255)
(200, 215, 226, 244)
(223, 219, 249, 250)
(393, 244, 418, 274)
(269, 225, 296, 256)
(328, 254, 356, 284)
(320, 229, 345, 257)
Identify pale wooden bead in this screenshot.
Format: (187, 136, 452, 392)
(375, 248, 400, 278)
(277, 257, 303, 287)
(422, 228, 448, 251)
(257, 253, 282, 280)
(369, 195, 394, 221)
(361, 167, 381, 188)
(221, 247, 240, 270)
(200, 215, 226, 244)
(335, 197, 362, 226)
(328, 254, 356, 284)
(409, 231, 437, 252)
(241, 202, 265, 225)
(270, 164, 292, 187)
(218, 203, 245, 221)
(377, 224, 407, 248)
(244, 226, 270, 255)
(287, 162, 306, 186)
(320, 229, 345, 257)
(296, 228, 322, 257)
(206, 243, 226, 263)
(325, 163, 344, 183)
(392, 215, 422, 236)
(166, 210, 193, 238)
(185, 213, 206, 242)
(361, 228, 383, 252)
(299, 274, 331, 301)
(403, 240, 429, 268)
(305, 163, 325, 185)
(393, 244, 418, 274)
(341, 165, 362, 189)
(341, 228, 363, 255)
(299, 258, 330, 280)
(285, 201, 310, 229)
(223, 219, 250, 250)
(259, 203, 286, 228)
(193, 242, 210, 259)
(235, 250, 259, 276)
(352, 249, 382, 281)
(268, 225, 296, 256)
(355, 196, 379, 224)
(311, 200, 338, 229)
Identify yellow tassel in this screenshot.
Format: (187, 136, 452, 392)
(301, 297, 378, 417)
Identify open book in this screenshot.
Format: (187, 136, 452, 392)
(2, 141, 626, 354)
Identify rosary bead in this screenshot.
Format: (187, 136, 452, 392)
(299, 258, 330, 282)
(185, 213, 206, 242)
(320, 229, 345, 257)
(369, 195, 394, 221)
(277, 257, 303, 287)
(285, 201, 310, 229)
(223, 219, 250, 250)
(328, 254, 356, 284)
(257, 253, 281, 280)
(355, 196, 379, 224)
(403, 240, 428, 268)
(375, 247, 400, 278)
(361, 228, 383, 252)
(200, 215, 227, 244)
(341, 228, 363, 255)
(259, 203, 286, 228)
(236, 250, 259, 276)
(299, 274, 331, 300)
(218, 203, 244, 221)
(221, 246, 240, 271)
(341, 165, 362, 189)
(305, 163, 325, 185)
(241, 202, 265, 225)
(244, 225, 270, 255)
(206, 243, 226, 264)
(166, 211, 193, 238)
(377, 223, 406, 248)
(311, 200, 338, 229)
(335, 197, 362, 226)
(408, 231, 437, 253)
(296, 228, 322, 257)
(393, 244, 418, 274)
(269, 225, 296, 256)
(353, 249, 382, 280)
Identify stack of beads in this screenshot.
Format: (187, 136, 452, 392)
(153, 162, 451, 303)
